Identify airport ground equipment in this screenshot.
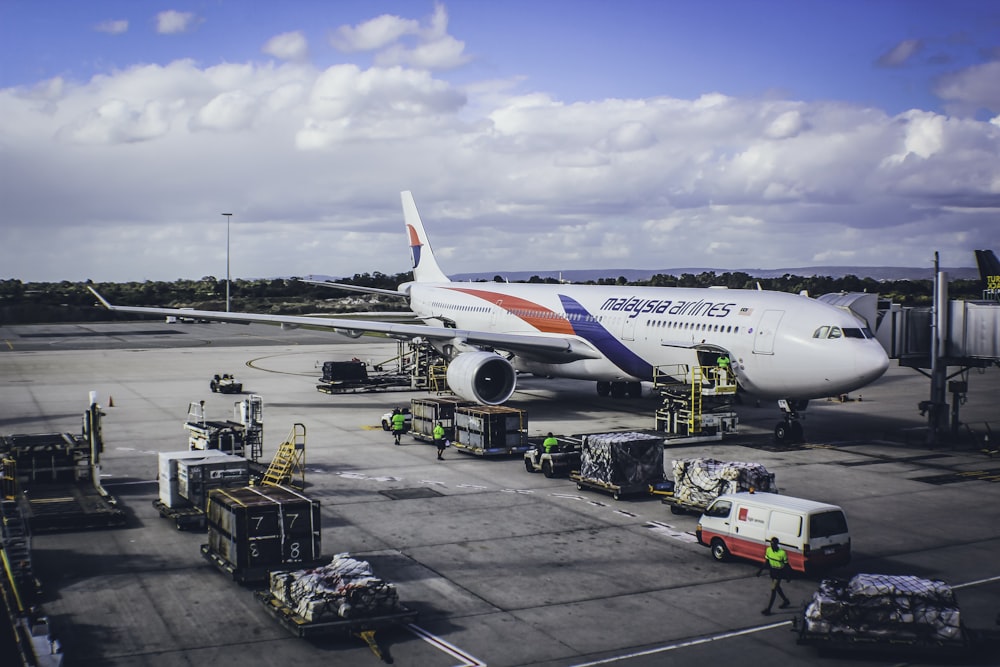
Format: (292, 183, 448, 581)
(379, 407, 411, 432)
(153, 450, 250, 530)
(792, 573, 1000, 660)
(201, 484, 321, 584)
(661, 458, 777, 515)
(209, 373, 243, 394)
(451, 405, 530, 456)
(260, 423, 306, 490)
(406, 396, 472, 443)
(0, 499, 63, 667)
(523, 435, 581, 478)
(254, 552, 417, 662)
(653, 364, 738, 444)
(317, 341, 446, 396)
(0, 393, 125, 532)
(185, 394, 263, 462)
(570, 432, 665, 500)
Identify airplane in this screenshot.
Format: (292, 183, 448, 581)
(974, 249, 1000, 300)
(89, 191, 890, 442)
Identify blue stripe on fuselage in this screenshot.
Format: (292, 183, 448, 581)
(559, 294, 654, 379)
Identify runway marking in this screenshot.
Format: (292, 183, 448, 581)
(568, 573, 1000, 666)
(103, 479, 156, 487)
(614, 510, 637, 518)
(457, 484, 488, 490)
(570, 621, 792, 666)
(419, 479, 447, 487)
(643, 520, 698, 543)
(500, 488, 534, 494)
(406, 623, 486, 667)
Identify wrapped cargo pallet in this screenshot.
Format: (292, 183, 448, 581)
(269, 553, 401, 622)
(206, 485, 321, 575)
(672, 458, 776, 509)
(804, 574, 962, 642)
(579, 432, 664, 487)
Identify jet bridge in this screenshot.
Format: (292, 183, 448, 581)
(820, 276, 1000, 446)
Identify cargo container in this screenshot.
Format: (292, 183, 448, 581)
(177, 454, 250, 508)
(408, 396, 473, 442)
(452, 405, 529, 456)
(571, 431, 664, 499)
(202, 485, 322, 583)
(157, 449, 229, 509)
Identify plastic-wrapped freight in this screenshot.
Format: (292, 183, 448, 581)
(579, 432, 664, 486)
(671, 458, 776, 508)
(270, 553, 401, 622)
(804, 574, 962, 642)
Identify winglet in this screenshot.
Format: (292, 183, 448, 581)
(87, 286, 113, 310)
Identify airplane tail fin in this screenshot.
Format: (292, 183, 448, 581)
(402, 191, 450, 283)
(975, 249, 1000, 299)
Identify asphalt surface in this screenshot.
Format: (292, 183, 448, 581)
(1, 321, 999, 667)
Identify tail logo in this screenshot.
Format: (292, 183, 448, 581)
(407, 224, 422, 269)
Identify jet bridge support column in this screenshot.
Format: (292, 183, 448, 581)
(926, 261, 950, 445)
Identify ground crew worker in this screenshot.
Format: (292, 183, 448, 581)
(391, 407, 407, 445)
(433, 421, 446, 460)
(542, 432, 559, 454)
(717, 353, 731, 382)
(757, 536, 791, 615)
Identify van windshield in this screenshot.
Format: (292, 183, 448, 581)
(810, 510, 848, 537)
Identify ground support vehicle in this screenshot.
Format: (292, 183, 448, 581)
(791, 574, 1000, 660)
(255, 590, 417, 662)
(152, 500, 207, 530)
(523, 437, 582, 478)
(210, 374, 243, 394)
(379, 407, 411, 432)
(1, 397, 125, 532)
(316, 360, 411, 395)
(570, 472, 649, 500)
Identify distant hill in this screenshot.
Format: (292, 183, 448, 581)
(447, 266, 980, 283)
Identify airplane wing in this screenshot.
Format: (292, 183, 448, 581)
(298, 279, 409, 298)
(88, 287, 602, 362)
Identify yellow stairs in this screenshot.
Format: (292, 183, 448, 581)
(687, 366, 704, 434)
(261, 423, 306, 490)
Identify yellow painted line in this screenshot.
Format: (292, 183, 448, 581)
(3, 340, 12, 350)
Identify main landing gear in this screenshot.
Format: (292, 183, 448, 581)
(774, 399, 808, 443)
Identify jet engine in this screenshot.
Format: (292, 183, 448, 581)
(446, 351, 517, 405)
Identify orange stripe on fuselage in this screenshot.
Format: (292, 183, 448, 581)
(446, 287, 576, 335)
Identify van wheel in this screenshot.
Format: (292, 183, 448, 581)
(711, 538, 730, 562)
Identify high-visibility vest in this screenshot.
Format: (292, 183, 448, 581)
(765, 546, 788, 569)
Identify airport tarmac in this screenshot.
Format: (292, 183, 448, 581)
(1, 321, 999, 667)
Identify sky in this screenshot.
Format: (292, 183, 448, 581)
(1, 0, 999, 283)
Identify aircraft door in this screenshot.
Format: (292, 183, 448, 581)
(621, 316, 635, 341)
(753, 310, 784, 355)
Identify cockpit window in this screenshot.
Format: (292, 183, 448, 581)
(814, 325, 874, 340)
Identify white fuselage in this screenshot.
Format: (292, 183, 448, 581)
(407, 281, 889, 400)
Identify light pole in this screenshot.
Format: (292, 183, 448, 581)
(222, 213, 233, 312)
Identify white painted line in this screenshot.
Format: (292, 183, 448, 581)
(570, 621, 792, 666)
(614, 510, 637, 518)
(419, 479, 447, 487)
(644, 521, 699, 544)
(953, 573, 1000, 589)
(500, 488, 534, 494)
(407, 623, 487, 667)
(457, 484, 489, 490)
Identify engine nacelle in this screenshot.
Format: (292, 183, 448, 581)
(446, 351, 517, 405)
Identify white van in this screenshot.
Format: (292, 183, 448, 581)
(695, 492, 850, 572)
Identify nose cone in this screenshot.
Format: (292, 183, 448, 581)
(855, 341, 890, 388)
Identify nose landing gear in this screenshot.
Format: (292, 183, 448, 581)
(775, 399, 807, 443)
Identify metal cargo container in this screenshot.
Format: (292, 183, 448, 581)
(177, 453, 250, 509)
(158, 450, 228, 509)
(409, 397, 473, 441)
(453, 405, 529, 455)
(205, 485, 321, 580)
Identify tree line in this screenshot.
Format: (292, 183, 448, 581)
(0, 271, 984, 325)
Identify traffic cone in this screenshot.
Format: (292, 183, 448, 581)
(108, 396, 115, 407)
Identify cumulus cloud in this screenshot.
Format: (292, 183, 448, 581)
(876, 38, 923, 67)
(331, 3, 470, 70)
(263, 31, 309, 62)
(1, 13, 999, 282)
(934, 61, 1000, 115)
(95, 19, 128, 35)
(156, 10, 198, 35)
